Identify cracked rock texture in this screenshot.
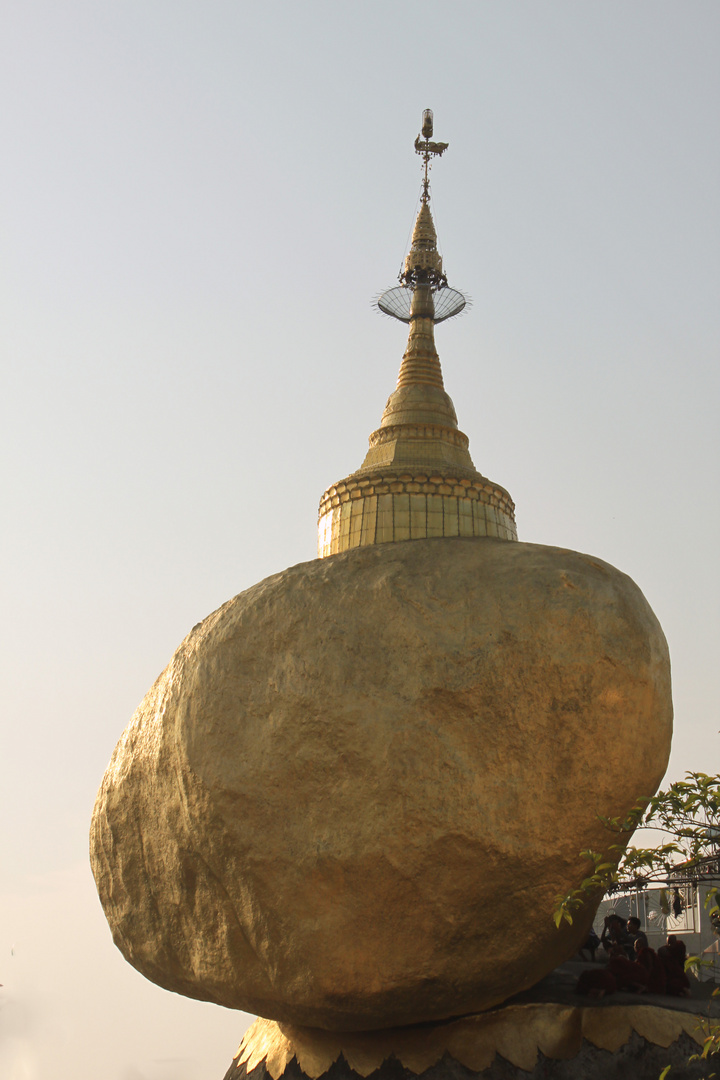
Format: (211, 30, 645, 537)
(90, 538, 672, 1031)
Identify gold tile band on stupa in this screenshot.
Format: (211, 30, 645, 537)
(318, 470, 517, 559)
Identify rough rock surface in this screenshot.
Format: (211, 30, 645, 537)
(90, 538, 672, 1030)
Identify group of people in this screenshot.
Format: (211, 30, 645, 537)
(576, 914, 691, 998)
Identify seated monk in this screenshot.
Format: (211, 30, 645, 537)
(634, 933, 667, 994)
(607, 944, 649, 992)
(659, 936, 691, 997)
(666, 935, 687, 963)
(575, 968, 617, 998)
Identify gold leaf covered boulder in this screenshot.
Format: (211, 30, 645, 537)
(91, 115, 673, 1042)
(90, 537, 672, 1031)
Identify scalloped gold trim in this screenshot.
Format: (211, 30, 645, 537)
(232, 1004, 706, 1079)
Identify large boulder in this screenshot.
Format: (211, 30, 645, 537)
(90, 538, 672, 1030)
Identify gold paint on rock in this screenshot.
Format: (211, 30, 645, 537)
(90, 113, 676, 1048)
(233, 1006, 704, 1079)
(90, 538, 672, 1031)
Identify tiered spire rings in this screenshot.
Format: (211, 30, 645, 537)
(317, 111, 517, 558)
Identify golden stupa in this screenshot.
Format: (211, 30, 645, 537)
(90, 111, 674, 1071)
(318, 110, 516, 557)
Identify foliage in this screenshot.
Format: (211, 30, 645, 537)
(554, 772, 720, 1077)
(553, 772, 720, 929)
(688, 987, 720, 1074)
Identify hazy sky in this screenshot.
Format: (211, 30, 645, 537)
(1, 3, 718, 1078)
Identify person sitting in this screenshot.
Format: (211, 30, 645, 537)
(622, 916, 643, 959)
(607, 943, 649, 992)
(633, 933, 667, 995)
(658, 936, 691, 997)
(600, 914, 632, 954)
(666, 935, 687, 963)
(579, 927, 601, 961)
(575, 967, 617, 998)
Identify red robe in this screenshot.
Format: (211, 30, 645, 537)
(658, 945, 690, 996)
(608, 954, 649, 991)
(636, 946, 667, 994)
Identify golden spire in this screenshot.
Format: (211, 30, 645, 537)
(403, 204, 443, 284)
(317, 111, 517, 558)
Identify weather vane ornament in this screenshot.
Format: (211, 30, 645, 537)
(414, 108, 449, 205)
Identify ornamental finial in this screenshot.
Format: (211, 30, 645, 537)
(413, 109, 449, 205)
(377, 111, 464, 322)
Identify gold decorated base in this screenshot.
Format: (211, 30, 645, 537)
(232, 1004, 707, 1079)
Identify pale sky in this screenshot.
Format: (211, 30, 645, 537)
(1, 3, 718, 1078)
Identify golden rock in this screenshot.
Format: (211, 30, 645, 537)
(90, 537, 672, 1031)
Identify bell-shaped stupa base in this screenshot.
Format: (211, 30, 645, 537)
(317, 467, 516, 558)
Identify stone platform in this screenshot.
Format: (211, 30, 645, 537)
(223, 965, 720, 1080)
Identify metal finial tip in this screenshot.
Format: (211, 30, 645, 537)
(422, 109, 433, 139)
